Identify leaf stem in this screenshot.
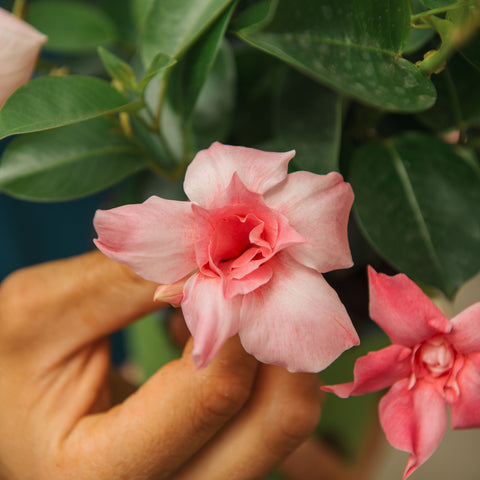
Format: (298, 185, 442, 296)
(12, 0, 26, 18)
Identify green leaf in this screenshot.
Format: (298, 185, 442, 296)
(141, 0, 236, 66)
(419, 0, 451, 7)
(236, 0, 436, 112)
(404, 0, 436, 54)
(269, 70, 342, 174)
(350, 133, 480, 298)
(190, 41, 236, 150)
(98, 47, 137, 91)
(417, 53, 480, 131)
(0, 118, 150, 201)
(230, 0, 278, 32)
(168, 1, 236, 120)
(0, 75, 140, 140)
(136, 52, 177, 93)
(459, 33, 480, 72)
(26, 0, 118, 53)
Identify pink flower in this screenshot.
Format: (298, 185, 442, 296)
(0, 8, 46, 108)
(94, 142, 359, 372)
(323, 267, 480, 478)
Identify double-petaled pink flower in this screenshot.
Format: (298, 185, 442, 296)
(94, 142, 359, 372)
(0, 8, 46, 108)
(323, 267, 480, 478)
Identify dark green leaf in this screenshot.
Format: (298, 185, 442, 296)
(98, 47, 137, 91)
(404, 0, 436, 55)
(350, 133, 480, 298)
(26, 0, 118, 53)
(417, 54, 480, 131)
(459, 33, 480, 72)
(419, 0, 451, 7)
(0, 75, 140, 140)
(237, 0, 436, 112)
(230, 0, 278, 32)
(269, 70, 342, 174)
(141, 0, 236, 66)
(0, 118, 150, 201)
(168, 1, 236, 120)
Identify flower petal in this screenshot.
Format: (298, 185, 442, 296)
(449, 303, 480, 354)
(322, 344, 412, 398)
(0, 8, 47, 107)
(239, 252, 359, 373)
(182, 273, 241, 368)
(94, 196, 197, 284)
(368, 267, 451, 347)
(379, 379, 447, 479)
(449, 357, 480, 429)
(265, 171, 354, 273)
(184, 142, 294, 207)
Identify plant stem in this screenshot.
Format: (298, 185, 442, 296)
(12, 0, 26, 18)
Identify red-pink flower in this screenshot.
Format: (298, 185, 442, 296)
(94, 142, 359, 372)
(323, 267, 480, 478)
(0, 8, 46, 108)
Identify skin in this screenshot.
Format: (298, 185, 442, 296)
(0, 251, 321, 480)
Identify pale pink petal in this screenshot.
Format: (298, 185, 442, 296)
(224, 263, 273, 299)
(449, 357, 480, 429)
(379, 379, 447, 479)
(239, 252, 359, 373)
(322, 345, 412, 398)
(181, 273, 241, 368)
(265, 171, 354, 273)
(0, 8, 47, 107)
(449, 303, 480, 354)
(368, 267, 452, 347)
(184, 142, 294, 207)
(94, 196, 197, 284)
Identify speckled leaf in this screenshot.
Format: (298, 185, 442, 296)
(0, 118, 149, 201)
(26, 0, 118, 53)
(350, 133, 480, 298)
(236, 0, 436, 112)
(141, 0, 235, 66)
(0, 76, 140, 140)
(417, 54, 480, 131)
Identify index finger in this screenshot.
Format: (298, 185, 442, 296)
(0, 250, 163, 354)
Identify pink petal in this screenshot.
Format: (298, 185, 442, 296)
(368, 267, 452, 347)
(184, 142, 294, 207)
(449, 357, 480, 429)
(0, 8, 47, 107)
(93, 196, 197, 284)
(265, 171, 354, 273)
(379, 379, 447, 479)
(322, 344, 412, 398)
(449, 303, 480, 354)
(181, 273, 241, 368)
(224, 263, 273, 299)
(238, 252, 359, 373)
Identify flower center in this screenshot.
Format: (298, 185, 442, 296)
(419, 336, 455, 377)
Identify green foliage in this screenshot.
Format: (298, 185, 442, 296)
(0, 75, 140, 140)
(26, 0, 118, 53)
(350, 133, 480, 299)
(0, 118, 150, 201)
(236, 0, 436, 112)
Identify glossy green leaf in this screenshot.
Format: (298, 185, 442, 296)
(417, 53, 480, 131)
(136, 52, 177, 93)
(168, 1, 236, 120)
(350, 133, 480, 298)
(98, 47, 137, 91)
(141, 0, 236, 66)
(237, 0, 436, 112)
(0, 76, 140, 140)
(270, 70, 342, 174)
(26, 0, 118, 53)
(0, 118, 150, 201)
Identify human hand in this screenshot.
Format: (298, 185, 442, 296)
(0, 251, 321, 480)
